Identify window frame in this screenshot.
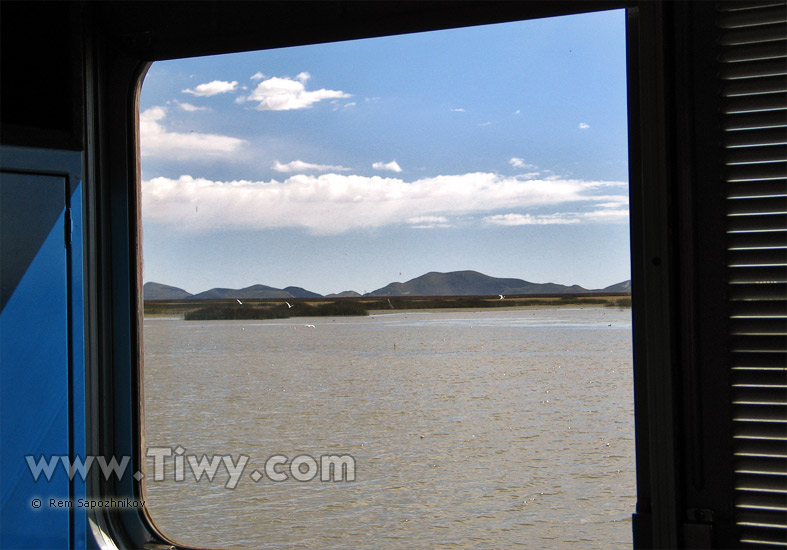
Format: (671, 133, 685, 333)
(85, 2, 700, 548)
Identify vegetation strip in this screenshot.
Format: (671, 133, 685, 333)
(145, 295, 631, 320)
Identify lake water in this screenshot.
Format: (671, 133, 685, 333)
(143, 307, 635, 549)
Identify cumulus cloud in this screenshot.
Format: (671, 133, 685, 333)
(372, 160, 402, 173)
(174, 100, 208, 112)
(141, 172, 628, 234)
(182, 80, 239, 97)
(250, 72, 266, 81)
(139, 107, 246, 159)
(509, 158, 538, 170)
(245, 72, 350, 111)
(579, 122, 590, 129)
(272, 160, 350, 173)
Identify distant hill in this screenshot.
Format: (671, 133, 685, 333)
(143, 282, 193, 300)
(326, 290, 362, 298)
(283, 286, 323, 299)
(145, 274, 629, 301)
(366, 270, 589, 297)
(600, 280, 631, 293)
(188, 284, 323, 300)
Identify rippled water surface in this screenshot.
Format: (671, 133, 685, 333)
(143, 307, 635, 549)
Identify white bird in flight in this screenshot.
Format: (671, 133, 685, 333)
(499, 295, 505, 300)
(305, 324, 316, 328)
(285, 302, 293, 308)
(236, 299, 243, 305)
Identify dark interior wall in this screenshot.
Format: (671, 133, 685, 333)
(93, 1, 625, 61)
(0, 2, 83, 150)
(0, 1, 625, 152)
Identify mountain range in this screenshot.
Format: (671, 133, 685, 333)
(144, 271, 630, 300)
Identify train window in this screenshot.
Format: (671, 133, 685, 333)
(140, 9, 633, 548)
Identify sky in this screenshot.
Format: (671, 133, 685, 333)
(140, 9, 630, 296)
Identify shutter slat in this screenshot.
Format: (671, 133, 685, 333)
(719, 22, 787, 46)
(731, 316, 787, 335)
(726, 163, 787, 181)
(726, 127, 787, 148)
(735, 422, 787, 441)
(725, 93, 787, 114)
(724, 111, 787, 131)
(720, 41, 787, 63)
(729, 232, 787, 249)
(732, 335, 787, 353)
(734, 404, 787, 424)
(718, 5, 787, 29)
(729, 181, 787, 198)
(727, 144, 787, 163)
(729, 266, 787, 285)
(740, 529, 787, 548)
(730, 300, 787, 317)
(728, 215, 787, 232)
(724, 75, 787, 98)
(737, 474, 787, 493)
(721, 58, 787, 80)
(732, 351, 787, 369)
(733, 368, 787, 386)
(736, 457, 787, 475)
(734, 389, 787, 409)
(728, 248, 787, 266)
(737, 493, 787, 512)
(720, 2, 787, 14)
(728, 196, 787, 214)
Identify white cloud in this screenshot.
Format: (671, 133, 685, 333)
(514, 109, 521, 115)
(245, 72, 350, 111)
(142, 172, 628, 234)
(372, 160, 402, 173)
(174, 100, 208, 112)
(579, 122, 590, 129)
(139, 107, 246, 159)
(580, 208, 630, 222)
(451, 108, 466, 112)
(273, 160, 350, 173)
(182, 80, 239, 97)
(250, 72, 266, 81)
(509, 158, 538, 170)
(478, 122, 492, 127)
(407, 216, 451, 229)
(485, 204, 629, 227)
(595, 196, 629, 209)
(485, 213, 581, 226)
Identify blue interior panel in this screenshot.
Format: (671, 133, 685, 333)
(1, 172, 70, 549)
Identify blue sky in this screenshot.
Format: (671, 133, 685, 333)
(140, 9, 629, 296)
